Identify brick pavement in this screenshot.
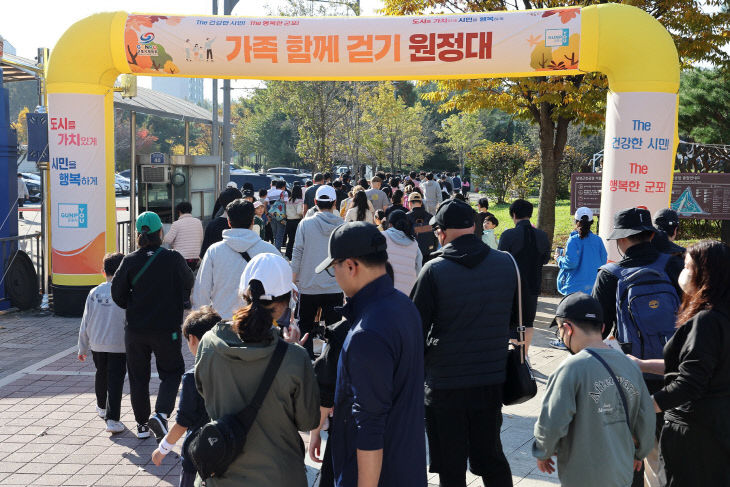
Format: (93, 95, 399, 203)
(0, 299, 564, 486)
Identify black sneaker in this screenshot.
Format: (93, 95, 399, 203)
(137, 423, 150, 439)
(148, 413, 168, 443)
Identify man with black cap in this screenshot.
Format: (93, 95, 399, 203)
(410, 198, 518, 487)
(316, 222, 426, 487)
(652, 208, 685, 258)
(592, 207, 682, 487)
(533, 292, 655, 487)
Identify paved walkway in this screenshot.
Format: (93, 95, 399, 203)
(0, 297, 564, 486)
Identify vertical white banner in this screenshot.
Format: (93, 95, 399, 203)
(598, 92, 677, 261)
(48, 93, 108, 276)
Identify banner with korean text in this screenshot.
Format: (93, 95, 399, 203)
(123, 8, 581, 79)
(48, 93, 108, 276)
(599, 91, 678, 261)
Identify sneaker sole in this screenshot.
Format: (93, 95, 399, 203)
(148, 417, 167, 442)
(137, 431, 150, 439)
(107, 427, 125, 434)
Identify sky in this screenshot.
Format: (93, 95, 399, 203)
(1, 0, 384, 99)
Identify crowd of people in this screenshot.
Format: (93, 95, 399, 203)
(75, 166, 730, 487)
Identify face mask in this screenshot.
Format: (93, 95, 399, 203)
(678, 268, 694, 295)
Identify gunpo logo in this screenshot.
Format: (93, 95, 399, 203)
(58, 204, 88, 229)
(545, 29, 569, 47)
(139, 32, 155, 44)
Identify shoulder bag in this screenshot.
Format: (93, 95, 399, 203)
(183, 339, 288, 480)
(502, 251, 538, 405)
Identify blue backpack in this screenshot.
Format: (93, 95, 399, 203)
(601, 253, 679, 359)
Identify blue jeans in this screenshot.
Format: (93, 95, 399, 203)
(272, 219, 286, 251)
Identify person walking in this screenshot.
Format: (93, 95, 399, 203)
(163, 201, 204, 271)
(195, 253, 320, 487)
(474, 197, 493, 238)
(533, 293, 655, 487)
(111, 211, 195, 440)
(78, 252, 127, 434)
(344, 190, 374, 223)
(406, 192, 438, 264)
(555, 207, 607, 295)
(192, 199, 280, 320)
(365, 175, 389, 212)
(498, 199, 550, 355)
(629, 240, 730, 486)
(201, 187, 242, 258)
(315, 222, 427, 487)
(592, 207, 682, 487)
(17, 173, 28, 219)
(421, 173, 443, 215)
(411, 199, 518, 487)
(267, 180, 289, 251)
(382, 210, 422, 295)
(303, 172, 325, 214)
(291, 185, 345, 358)
(285, 185, 304, 260)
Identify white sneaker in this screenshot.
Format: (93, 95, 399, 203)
(106, 420, 125, 434)
(96, 406, 106, 418)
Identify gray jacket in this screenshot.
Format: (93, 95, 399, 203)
(291, 210, 343, 295)
(420, 179, 443, 206)
(78, 281, 126, 355)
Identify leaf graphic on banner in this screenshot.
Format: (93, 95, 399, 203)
(125, 28, 153, 70)
(541, 10, 557, 18)
(126, 15, 157, 32)
(165, 17, 182, 26)
(558, 9, 579, 24)
(530, 45, 553, 71)
(552, 34, 580, 69)
(527, 34, 542, 47)
(149, 43, 173, 71)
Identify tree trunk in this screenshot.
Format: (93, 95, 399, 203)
(535, 102, 570, 246)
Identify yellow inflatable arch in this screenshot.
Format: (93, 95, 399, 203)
(47, 3, 679, 304)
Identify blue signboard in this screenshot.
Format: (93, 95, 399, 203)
(150, 152, 165, 164)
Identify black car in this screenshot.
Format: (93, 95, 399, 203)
(229, 173, 272, 191)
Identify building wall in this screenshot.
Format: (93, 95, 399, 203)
(150, 77, 204, 105)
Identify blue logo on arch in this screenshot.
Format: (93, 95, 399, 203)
(58, 203, 88, 229)
(545, 29, 569, 47)
(139, 32, 155, 44)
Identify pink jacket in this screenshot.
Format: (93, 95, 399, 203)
(164, 213, 204, 260)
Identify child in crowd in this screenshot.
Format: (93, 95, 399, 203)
(533, 293, 655, 487)
(374, 209, 386, 231)
(151, 306, 220, 487)
(77, 253, 127, 434)
(253, 201, 266, 240)
(482, 214, 499, 249)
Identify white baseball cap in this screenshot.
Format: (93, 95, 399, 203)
(226, 181, 238, 189)
(315, 184, 337, 202)
(239, 253, 298, 300)
(575, 207, 594, 222)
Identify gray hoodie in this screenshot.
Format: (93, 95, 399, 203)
(192, 228, 280, 320)
(78, 281, 126, 355)
(291, 210, 343, 295)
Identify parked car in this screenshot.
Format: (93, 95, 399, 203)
(21, 175, 41, 202)
(115, 182, 124, 195)
(268, 173, 307, 188)
(115, 174, 130, 195)
(266, 167, 301, 175)
(229, 172, 272, 191)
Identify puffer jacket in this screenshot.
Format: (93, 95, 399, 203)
(383, 228, 422, 295)
(291, 210, 344, 295)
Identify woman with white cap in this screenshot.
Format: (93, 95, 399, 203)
(194, 253, 320, 487)
(555, 207, 608, 296)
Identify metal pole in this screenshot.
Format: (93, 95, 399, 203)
(184, 120, 190, 155)
(37, 47, 51, 298)
(212, 0, 220, 189)
(129, 111, 137, 251)
(221, 0, 238, 184)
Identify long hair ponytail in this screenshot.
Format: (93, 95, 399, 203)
(577, 216, 592, 239)
(232, 279, 290, 344)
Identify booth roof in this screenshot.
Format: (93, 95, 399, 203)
(0, 52, 42, 83)
(114, 86, 224, 126)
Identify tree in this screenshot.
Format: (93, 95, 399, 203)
(437, 112, 485, 178)
(383, 0, 730, 245)
(10, 107, 30, 145)
(678, 68, 730, 144)
(469, 141, 531, 203)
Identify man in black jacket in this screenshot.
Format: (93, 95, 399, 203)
(200, 187, 242, 258)
(498, 199, 550, 354)
(591, 207, 682, 487)
(406, 192, 438, 264)
(411, 199, 517, 487)
(111, 211, 195, 440)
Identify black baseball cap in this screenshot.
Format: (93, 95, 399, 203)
(606, 207, 655, 240)
(654, 208, 679, 229)
(550, 292, 604, 327)
(315, 222, 388, 274)
(429, 199, 475, 229)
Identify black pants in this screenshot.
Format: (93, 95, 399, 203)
(660, 419, 730, 486)
(91, 351, 127, 421)
(18, 198, 24, 218)
(296, 293, 343, 359)
(319, 427, 334, 487)
(631, 380, 665, 487)
(285, 218, 301, 260)
(425, 385, 512, 487)
(125, 329, 185, 426)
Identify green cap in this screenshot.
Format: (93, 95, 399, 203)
(136, 211, 162, 233)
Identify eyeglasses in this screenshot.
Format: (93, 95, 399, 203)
(325, 259, 356, 277)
